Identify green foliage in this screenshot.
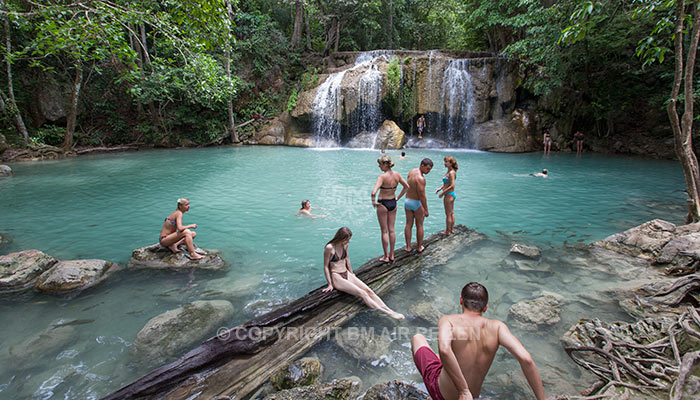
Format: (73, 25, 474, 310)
(287, 90, 299, 112)
(31, 125, 65, 147)
(300, 66, 319, 91)
(384, 56, 402, 118)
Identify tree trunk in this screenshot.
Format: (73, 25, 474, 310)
(1, 0, 28, 145)
(140, 24, 151, 64)
(668, 0, 700, 223)
(388, 0, 393, 49)
(225, 1, 238, 144)
(64, 64, 83, 151)
(291, 1, 304, 49)
(333, 18, 340, 53)
(305, 8, 312, 50)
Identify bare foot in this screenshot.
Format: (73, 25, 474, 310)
(189, 253, 206, 260)
(417, 245, 425, 253)
(379, 256, 390, 263)
(167, 245, 181, 254)
(389, 254, 394, 262)
(405, 246, 413, 252)
(390, 312, 405, 320)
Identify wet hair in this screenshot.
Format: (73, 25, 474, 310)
(327, 227, 352, 245)
(444, 156, 459, 171)
(177, 198, 189, 207)
(421, 158, 434, 167)
(542, 169, 548, 175)
(378, 155, 394, 168)
(401, 152, 406, 157)
(301, 199, 310, 209)
(461, 282, 488, 312)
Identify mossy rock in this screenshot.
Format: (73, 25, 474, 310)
(270, 357, 323, 390)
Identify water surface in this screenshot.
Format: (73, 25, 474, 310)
(0, 147, 686, 398)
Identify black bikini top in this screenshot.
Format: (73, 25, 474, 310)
(330, 247, 347, 262)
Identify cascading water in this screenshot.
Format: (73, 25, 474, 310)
(311, 51, 391, 147)
(311, 71, 347, 147)
(437, 59, 475, 146)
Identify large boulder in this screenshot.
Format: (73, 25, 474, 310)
(263, 378, 361, 400)
(363, 380, 429, 400)
(270, 357, 323, 391)
(472, 109, 537, 153)
(286, 136, 313, 147)
(8, 319, 76, 370)
(0, 249, 58, 293)
(255, 114, 288, 145)
(508, 291, 564, 330)
(127, 243, 226, 271)
(375, 120, 406, 149)
(0, 164, 13, 177)
(594, 219, 678, 260)
(334, 326, 392, 362)
(132, 300, 235, 361)
(35, 259, 119, 294)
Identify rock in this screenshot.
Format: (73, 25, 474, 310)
(594, 219, 677, 260)
(652, 231, 700, 274)
(132, 300, 235, 361)
(0, 164, 12, 177)
(409, 302, 442, 325)
(374, 120, 406, 149)
(494, 368, 578, 400)
(508, 292, 564, 330)
(258, 135, 284, 145)
(0, 133, 6, 155)
(286, 136, 313, 147)
(255, 116, 287, 145)
(363, 380, 429, 400)
(262, 378, 360, 400)
(0, 249, 58, 293)
(472, 109, 538, 153)
(616, 273, 700, 319)
(502, 258, 550, 273)
(35, 259, 119, 294)
(509, 242, 541, 259)
(8, 319, 76, 370)
(0, 232, 11, 249)
(270, 357, 323, 390)
(127, 243, 226, 271)
(334, 326, 391, 362)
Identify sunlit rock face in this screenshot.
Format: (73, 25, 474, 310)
(288, 50, 534, 152)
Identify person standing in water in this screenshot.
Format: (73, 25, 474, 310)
(436, 156, 458, 235)
(543, 130, 552, 154)
(322, 227, 404, 319)
(411, 282, 546, 400)
(574, 131, 584, 154)
(405, 158, 433, 253)
(159, 198, 205, 260)
(417, 115, 426, 139)
(372, 155, 409, 262)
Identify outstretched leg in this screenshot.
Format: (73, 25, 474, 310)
(334, 274, 404, 319)
(415, 206, 426, 252)
(347, 273, 404, 319)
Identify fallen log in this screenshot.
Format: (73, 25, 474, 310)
(102, 225, 483, 400)
(74, 145, 140, 155)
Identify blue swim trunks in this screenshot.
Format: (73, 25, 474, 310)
(405, 198, 422, 211)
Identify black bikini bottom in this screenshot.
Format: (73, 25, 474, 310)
(378, 198, 397, 212)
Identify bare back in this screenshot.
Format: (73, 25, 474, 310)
(406, 168, 425, 200)
(438, 314, 502, 399)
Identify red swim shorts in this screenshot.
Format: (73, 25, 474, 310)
(413, 346, 445, 400)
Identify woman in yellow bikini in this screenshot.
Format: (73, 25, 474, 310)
(322, 227, 404, 319)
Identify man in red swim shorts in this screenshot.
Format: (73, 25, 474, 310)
(412, 282, 547, 400)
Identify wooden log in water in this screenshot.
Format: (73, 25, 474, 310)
(103, 225, 483, 400)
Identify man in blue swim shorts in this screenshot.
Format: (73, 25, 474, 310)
(404, 158, 433, 253)
(412, 282, 547, 400)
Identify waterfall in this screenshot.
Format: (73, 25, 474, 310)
(312, 51, 390, 147)
(437, 59, 475, 146)
(311, 70, 347, 147)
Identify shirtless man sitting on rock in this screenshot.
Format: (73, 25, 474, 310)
(412, 282, 546, 400)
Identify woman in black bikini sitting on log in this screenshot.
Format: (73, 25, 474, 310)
(371, 155, 409, 263)
(322, 227, 404, 319)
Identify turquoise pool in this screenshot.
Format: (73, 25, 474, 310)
(0, 147, 687, 398)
